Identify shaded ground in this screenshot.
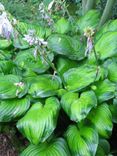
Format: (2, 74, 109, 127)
(0, 134, 18, 156)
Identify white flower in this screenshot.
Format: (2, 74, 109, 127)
(0, 3, 5, 12)
(48, 0, 55, 11)
(0, 11, 13, 39)
(23, 29, 48, 46)
(14, 82, 24, 88)
(38, 38, 48, 46)
(85, 37, 93, 57)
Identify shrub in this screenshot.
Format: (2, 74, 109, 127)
(0, 1, 117, 155)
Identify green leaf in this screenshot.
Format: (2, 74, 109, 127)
(0, 96, 30, 122)
(16, 22, 50, 38)
(104, 59, 117, 83)
(54, 17, 71, 34)
(17, 97, 60, 145)
(65, 125, 98, 156)
(56, 57, 78, 75)
(61, 91, 97, 122)
(63, 65, 102, 92)
(94, 79, 116, 103)
(13, 22, 51, 49)
(109, 98, 117, 123)
(61, 92, 78, 116)
(14, 48, 54, 74)
(28, 74, 62, 98)
(48, 34, 85, 61)
(88, 104, 113, 138)
(76, 10, 100, 33)
(0, 50, 12, 60)
(0, 75, 28, 99)
(95, 32, 117, 60)
(96, 139, 110, 156)
(95, 19, 117, 41)
(0, 39, 12, 50)
(20, 138, 71, 156)
(0, 60, 14, 74)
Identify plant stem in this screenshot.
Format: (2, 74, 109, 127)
(82, 0, 87, 15)
(38, 46, 66, 87)
(84, 0, 96, 14)
(98, 0, 116, 28)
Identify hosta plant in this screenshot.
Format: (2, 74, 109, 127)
(0, 1, 117, 155)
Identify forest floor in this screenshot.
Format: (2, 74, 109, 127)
(0, 134, 18, 156)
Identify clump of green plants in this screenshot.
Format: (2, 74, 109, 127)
(0, 0, 117, 155)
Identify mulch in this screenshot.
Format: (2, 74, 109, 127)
(0, 134, 18, 156)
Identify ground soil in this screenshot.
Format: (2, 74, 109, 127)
(0, 134, 18, 156)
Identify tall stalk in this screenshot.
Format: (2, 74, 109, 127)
(98, 0, 116, 28)
(84, 0, 96, 14)
(82, 0, 87, 15)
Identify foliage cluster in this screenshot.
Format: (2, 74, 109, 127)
(0, 0, 117, 155)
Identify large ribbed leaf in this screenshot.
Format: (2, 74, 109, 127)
(76, 10, 100, 33)
(65, 125, 98, 156)
(94, 79, 116, 103)
(48, 34, 85, 60)
(0, 96, 30, 122)
(56, 57, 78, 75)
(0, 75, 28, 99)
(95, 19, 117, 41)
(28, 75, 62, 98)
(95, 32, 117, 60)
(96, 139, 110, 156)
(0, 39, 12, 50)
(61, 91, 97, 122)
(20, 138, 71, 156)
(13, 22, 50, 49)
(17, 22, 51, 38)
(61, 92, 78, 116)
(14, 48, 53, 74)
(63, 65, 102, 91)
(0, 50, 12, 60)
(17, 97, 60, 145)
(88, 104, 113, 138)
(0, 60, 14, 74)
(109, 98, 117, 124)
(104, 59, 117, 83)
(54, 17, 71, 34)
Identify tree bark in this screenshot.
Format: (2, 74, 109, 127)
(98, 0, 116, 28)
(84, 0, 96, 14)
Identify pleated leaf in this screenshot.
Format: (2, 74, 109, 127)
(95, 19, 117, 41)
(28, 75, 62, 98)
(88, 104, 113, 138)
(48, 34, 85, 61)
(54, 17, 71, 34)
(0, 96, 30, 122)
(0, 39, 12, 50)
(0, 75, 28, 99)
(104, 59, 117, 83)
(76, 10, 100, 33)
(20, 138, 71, 156)
(17, 97, 60, 145)
(0, 60, 14, 74)
(96, 139, 110, 156)
(109, 98, 117, 123)
(61, 92, 78, 116)
(61, 91, 97, 122)
(14, 48, 53, 74)
(94, 79, 116, 103)
(63, 65, 102, 92)
(65, 125, 98, 156)
(56, 57, 78, 75)
(95, 32, 117, 60)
